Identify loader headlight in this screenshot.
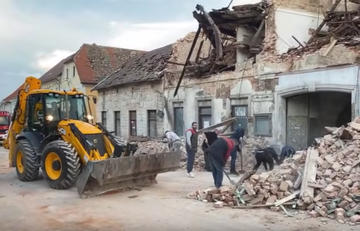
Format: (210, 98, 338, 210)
(46, 115, 54, 121)
(86, 115, 93, 120)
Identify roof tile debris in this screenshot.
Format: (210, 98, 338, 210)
(94, 44, 173, 90)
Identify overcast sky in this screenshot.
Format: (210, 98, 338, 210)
(0, 0, 236, 100)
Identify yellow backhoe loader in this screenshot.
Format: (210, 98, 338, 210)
(3, 77, 180, 197)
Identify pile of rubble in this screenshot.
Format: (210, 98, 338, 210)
(188, 119, 360, 224)
(133, 140, 169, 156)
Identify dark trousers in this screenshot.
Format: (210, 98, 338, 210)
(203, 151, 212, 171)
(230, 149, 237, 172)
(186, 145, 195, 173)
(209, 154, 224, 188)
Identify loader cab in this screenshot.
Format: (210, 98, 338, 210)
(26, 93, 46, 132)
(25, 92, 90, 135)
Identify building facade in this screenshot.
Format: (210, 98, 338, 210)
(162, 0, 360, 150)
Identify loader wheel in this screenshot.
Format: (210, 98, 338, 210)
(42, 140, 80, 189)
(15, 139, 39, 181)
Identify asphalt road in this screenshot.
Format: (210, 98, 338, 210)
(0, 147, 357, 231)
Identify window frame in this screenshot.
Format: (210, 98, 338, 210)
(231, 105, 248, 132)
(114, 111, 120, 136)
(101, 111, 107, 128)
(147, 110, 157, 137)
(198, 106, 212, 129)
(129, 110, 137, 136)
(254, 113, 272, 137)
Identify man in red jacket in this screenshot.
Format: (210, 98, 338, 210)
(185, 122, 198, 178)
(206, 127, 243, 188)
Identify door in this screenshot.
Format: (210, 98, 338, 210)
(174, 107, 184, 136)
(286, 116, 308, 150)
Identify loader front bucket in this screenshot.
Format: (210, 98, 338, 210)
(76, 151, 181, 197)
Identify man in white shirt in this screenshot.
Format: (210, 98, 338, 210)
(164, 130, 182, 152)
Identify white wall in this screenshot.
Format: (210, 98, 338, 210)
(230, 0, 261, 7)
(60, 62, 85, 92)
(42, 79, 59, 90)
(275, 8, 323, 54)
(41, 62, 83, 92)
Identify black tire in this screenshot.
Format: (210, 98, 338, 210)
(15, 139, 39, 181)
(41, 140, 81, 189)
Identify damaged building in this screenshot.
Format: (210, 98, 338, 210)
(93, 35, 210, 138)
(162, 0, 360, 150)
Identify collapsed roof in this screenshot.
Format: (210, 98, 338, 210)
(93, 44, 173, 90)
(173, 1, 269, 96)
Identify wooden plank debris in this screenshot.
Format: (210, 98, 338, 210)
(308, 182, 326, 189)
(322, 38, 338, 56)
(300, 148, 319, 200)
(274, 190, 300, 207)
(197, 117, 238, 133)
(233, 202, 294, 209)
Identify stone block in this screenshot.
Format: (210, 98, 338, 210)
(279, 181, 289, 192)
(214, 201, 224, 208)
(325, 155, 336, 164)
(265, 195, 277, 205)
(350, 215, 360, 223)
(331, 162, 342, 172)
(343, 165, 352, 173)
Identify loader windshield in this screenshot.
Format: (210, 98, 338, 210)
(45, 93, 88, 122)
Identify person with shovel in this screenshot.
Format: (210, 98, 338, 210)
(206, 127, 244, 189)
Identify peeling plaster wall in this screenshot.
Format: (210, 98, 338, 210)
(164, 70, 259, 135)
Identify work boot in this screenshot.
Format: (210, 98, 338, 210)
(230, 169, 239, 176)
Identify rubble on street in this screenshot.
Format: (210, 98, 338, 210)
(133, 140, 169, 155)
(188, 119, 360, 225)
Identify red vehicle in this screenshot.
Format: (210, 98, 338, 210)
(0, 111, 10, 141)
